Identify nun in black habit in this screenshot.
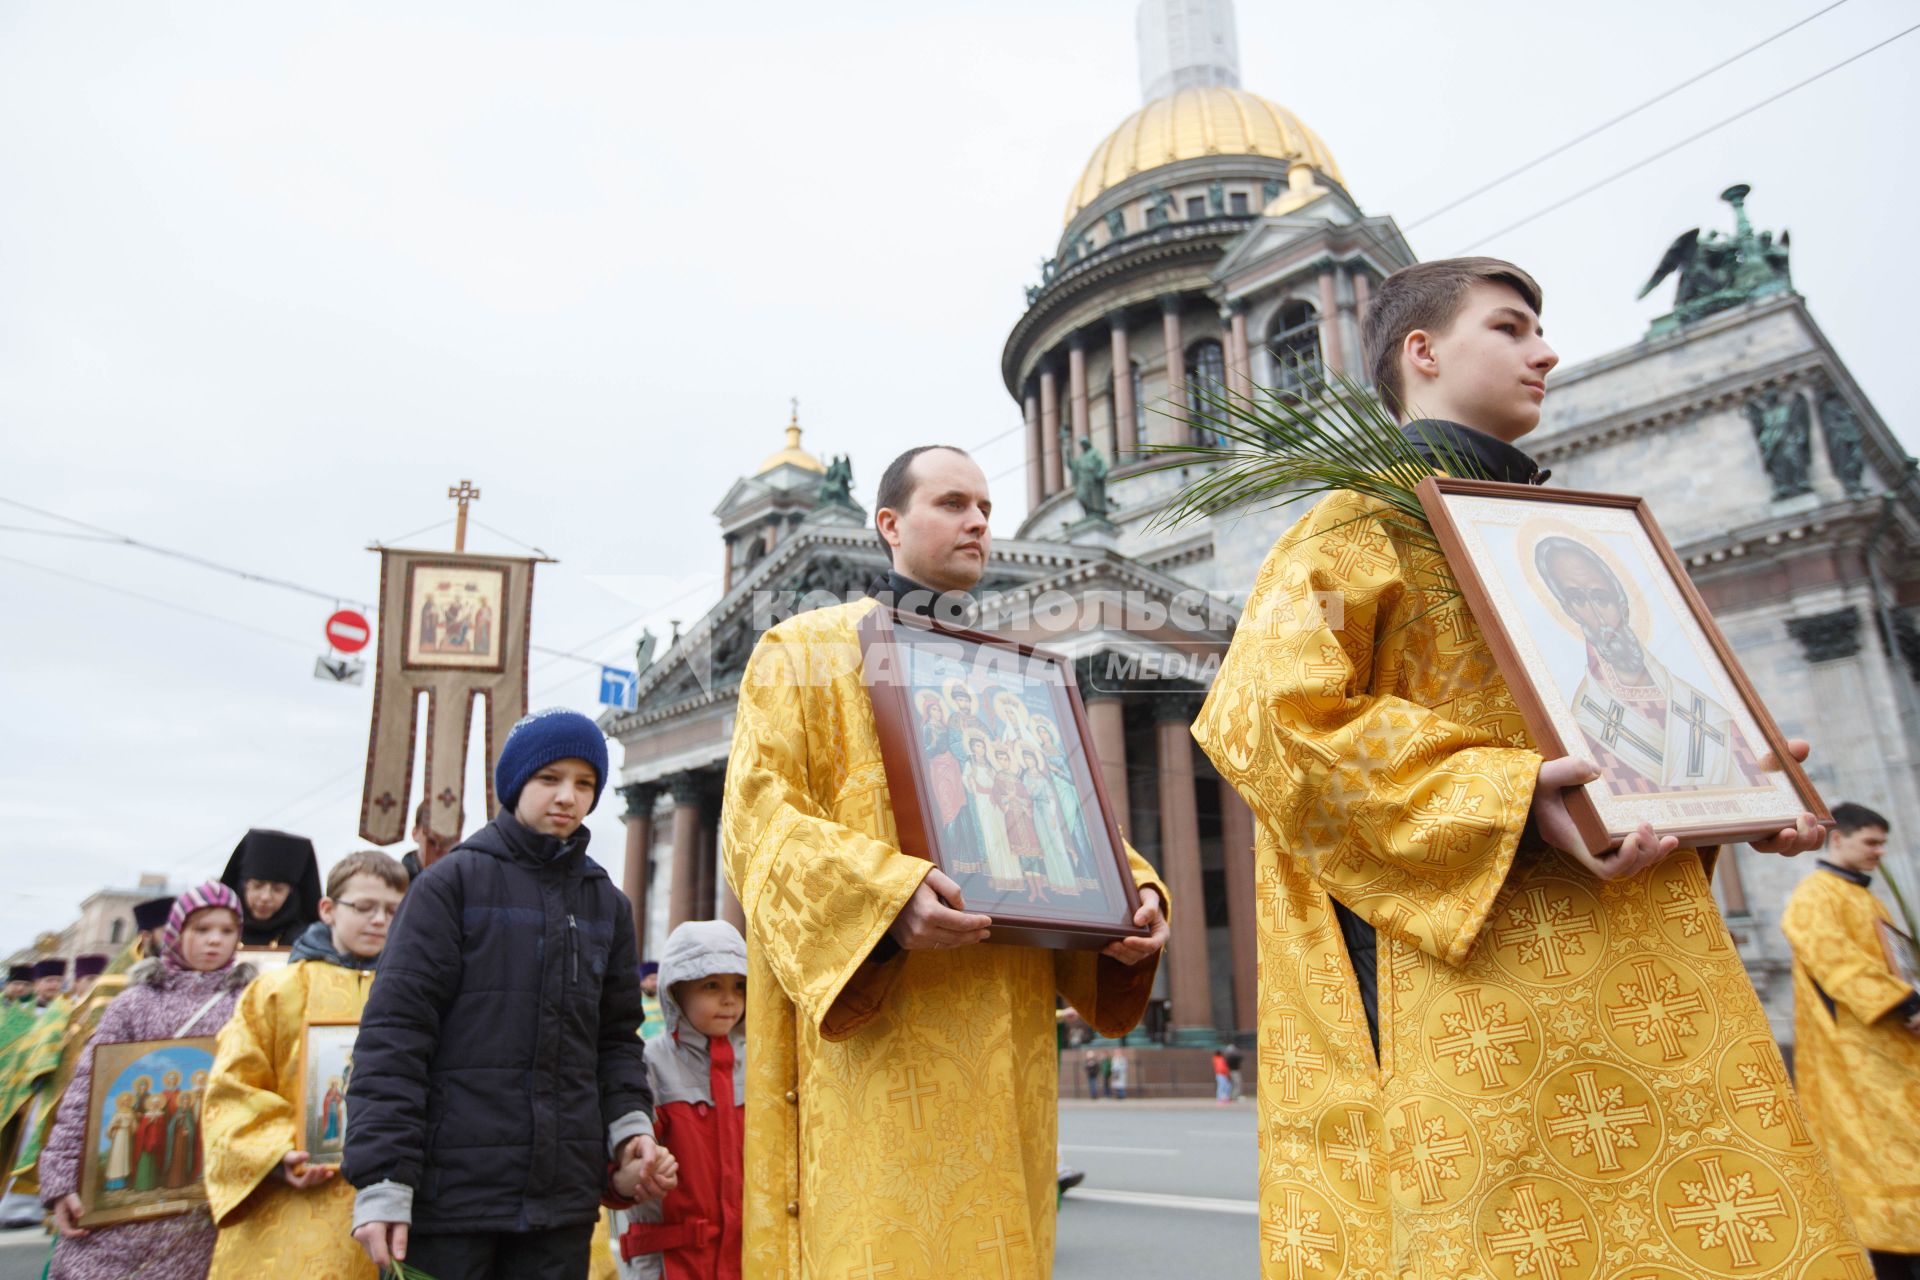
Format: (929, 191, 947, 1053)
(218, 828, 323, 946)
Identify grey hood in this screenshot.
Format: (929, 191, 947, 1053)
(656, 919, 747, 1040)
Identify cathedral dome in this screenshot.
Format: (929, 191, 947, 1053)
(1063, 86, 1342, 225)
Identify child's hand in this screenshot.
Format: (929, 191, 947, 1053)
(52, 1193, 87, 1239)
(272, 1149, 337, 1189)
(615, 1135, 676, 1201)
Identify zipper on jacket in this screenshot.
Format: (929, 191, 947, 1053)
(567, 913, 578, 984)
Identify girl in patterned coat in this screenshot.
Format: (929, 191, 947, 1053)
(37, 883, 254, 1280)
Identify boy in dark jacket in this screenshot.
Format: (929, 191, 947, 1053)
(348, 708, 674, 1280)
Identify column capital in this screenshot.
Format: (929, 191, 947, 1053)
(1785, 607, 1862, 663)
(1067, 330, 1086, 352)
(1074, 653, 1124, 701)
(667, 771, 709, 807)
(1150, 686, 1205, 724)
(1159, 293, 1184, 315)
(619, 782, 661, 819)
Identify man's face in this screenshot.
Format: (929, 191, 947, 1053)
(879, 449, 992, 593)
(34, 975, 61, 1002)
(244, 878, 293, 922)
(1546, 548, 1644, 675)
(1827, 824, 1889, 874)
(515, 758, 598, 838)
(72, 976, 97, 1003)
(412, 821, 459, 864)
(952, 689, 973, 717)
(1411, 281, 1559, 442)
(641, 972, 658, 996)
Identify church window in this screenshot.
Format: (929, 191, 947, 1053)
(1185, 195, 1206, 220)
(1268, 299, 1322, 395)
(110, 919, 124, 944)
(1230, 191, 1249, 215)
(1186, 339, 1228, 442)
(1146, 201, 1168, 229)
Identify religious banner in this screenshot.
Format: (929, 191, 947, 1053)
(855, 605, 1147, 949)
(358, 545, 541, 844)
(1416, 476, 1828, 852)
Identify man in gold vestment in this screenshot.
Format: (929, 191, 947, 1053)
(1781, 803, 1920, 1273)
(722, 445, 1169, 1279)
(1194, 258, 1859, 1279)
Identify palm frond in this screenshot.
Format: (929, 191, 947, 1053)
(1140, 371, 1492, 621)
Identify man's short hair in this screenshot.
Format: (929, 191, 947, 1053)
(414, 799, 464, 831)
(1830, 801, 1890, 835)
(873, 445, 970, 560)
(1535, 536, 1622, 610)
(326, 850, 409, 900)
(1363, 257, 1544, 417)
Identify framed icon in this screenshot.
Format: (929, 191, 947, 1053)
(856, 606, 1147, 949)
(78, 1037, 217, 1227)
(401, 560, 508, 673)
(1416, 476, 1828, 854)
(296, 1021, 360, 1169)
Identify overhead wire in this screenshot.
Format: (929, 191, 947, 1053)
(1404, 0, 1854, 231)
(1453, 18, 1920, 253)
(0, 553, 314, 651)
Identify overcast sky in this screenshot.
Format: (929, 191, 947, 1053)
(3, 0, 1914, 954)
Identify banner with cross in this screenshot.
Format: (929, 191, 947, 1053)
(358, 483, 550, 845)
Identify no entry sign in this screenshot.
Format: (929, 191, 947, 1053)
(325, 609, 372, 654)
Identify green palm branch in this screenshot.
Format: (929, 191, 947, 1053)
(1136, 370, 1494, 616)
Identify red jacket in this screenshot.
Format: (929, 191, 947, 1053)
(618, 1032, 742, 1280)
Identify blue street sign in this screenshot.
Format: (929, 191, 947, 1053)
(599, 666, 638, 711)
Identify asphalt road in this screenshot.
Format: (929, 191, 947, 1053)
(1056, 1098, 1258, 1278)
(0, 1100, 1258, 1278)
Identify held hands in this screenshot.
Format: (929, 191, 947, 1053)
(1533, 739, 1823, 883)
(1906, 1010, 1920, 1036)
(889, 869, 992, 951)
(272, 1149, 337, 1190)
(612, 1135, 677, 1202)
(1102, 888, 1168, 966)
(53, 1193, 87, 1239)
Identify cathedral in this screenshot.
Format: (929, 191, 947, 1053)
(604, 0, 1920, 1058)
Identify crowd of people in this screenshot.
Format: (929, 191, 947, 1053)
(6, 255, 1920, 1279)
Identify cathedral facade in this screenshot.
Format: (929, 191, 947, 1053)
(606, 0, 1920, 1051)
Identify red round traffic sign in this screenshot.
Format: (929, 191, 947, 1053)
(325, 609, 372, 654)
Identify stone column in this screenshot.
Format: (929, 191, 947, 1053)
(1068, 333, 1090, 455)
(1217, 778, 1258, 1034)
(1228, 307, 1252, 400)
(1352, 269, 1372, 326)
(1155, 695, 1213, 1036)
(1110, 314, 1137, 460)
(618, 783, 659, 959)
(1317, 268, 1346, 377)
(721, 536, 735, 595)
(1084, 687, 1131, 837)
(695, 808, 718, 920)
(1160, 296, 1186, 443)
(1040, 363, 1063, 496)
(1024, 385, 1043, 512)
(667, 774, 704, 931)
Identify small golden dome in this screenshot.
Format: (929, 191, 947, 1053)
(755, 403, 824, 476)
(1064, 86, 1343, 225)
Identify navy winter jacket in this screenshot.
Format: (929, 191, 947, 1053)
(344, 810, 652, 1232)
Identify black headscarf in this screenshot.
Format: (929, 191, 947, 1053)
(219, 828, 323, 946)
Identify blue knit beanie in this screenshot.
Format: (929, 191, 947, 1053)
(494, 708, 610, 815)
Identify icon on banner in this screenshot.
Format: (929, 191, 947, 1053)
(599, 666, 638, 711)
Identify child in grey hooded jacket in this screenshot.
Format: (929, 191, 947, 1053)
(607, 920, 747, 1280)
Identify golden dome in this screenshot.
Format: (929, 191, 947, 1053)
(1063, 86, 1343, 225)
(755, 404, 824, 476)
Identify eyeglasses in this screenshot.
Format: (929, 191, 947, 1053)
(336, 900, 400, 921)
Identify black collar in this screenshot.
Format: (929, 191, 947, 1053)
(865, 570, 977, 626)
(1817, 859, 1873, 888)
(1403, 419, 1550, 485)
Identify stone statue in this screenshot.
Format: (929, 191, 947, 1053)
(1261, 177, 1282, 205)
(816, 454, 858, 511)
(1207, 179, 1225, 215)
(1817, 389, 1868, 498)
(1105, 208, 1126, 239)
(1068, 437, 1115, 521)
(635, 627, 658, 672)
(1024, 283, 1041, 305)
(1145, 186, 1176, 227)
(1638, 184, 1793, 333)
(1745, 390, 1813, 500)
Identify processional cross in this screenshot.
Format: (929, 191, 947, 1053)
(449, 479, 481, 552)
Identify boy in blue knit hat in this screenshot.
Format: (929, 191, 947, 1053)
(349, 708, 677, 1280)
